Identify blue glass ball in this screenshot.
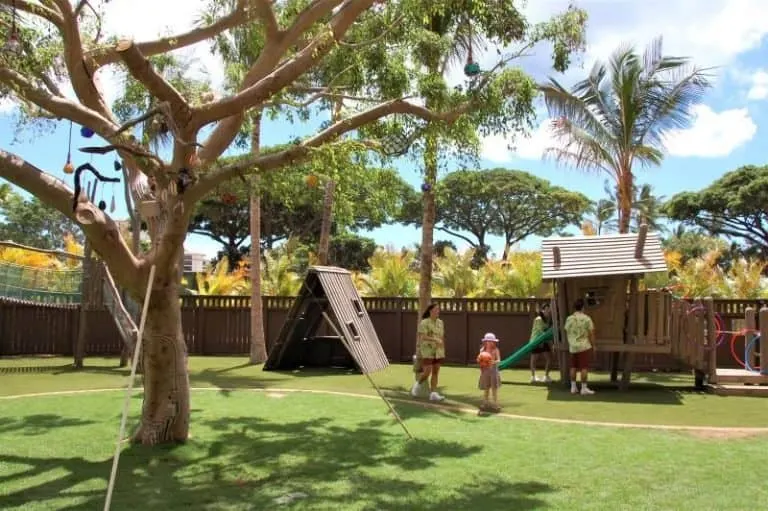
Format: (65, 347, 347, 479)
(421, 182, 431, 193)
(80, 126, 94, 138)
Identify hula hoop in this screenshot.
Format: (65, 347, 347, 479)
(745, 334, 762, 373)
(729, 330, 761, 372)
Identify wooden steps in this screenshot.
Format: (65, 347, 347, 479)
(708, 383, 768, 396)
(714, 368, 768, 385)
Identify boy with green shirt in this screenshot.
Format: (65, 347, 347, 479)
(564, 298, 596, 395)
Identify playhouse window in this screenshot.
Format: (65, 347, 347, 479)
(583, 287, 608, 309)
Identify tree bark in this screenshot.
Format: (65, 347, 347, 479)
(317, 179, 336, 265)
(249, 114, 267, 365)
(132, 274, 190, 445)
(418, 132, 438, 317)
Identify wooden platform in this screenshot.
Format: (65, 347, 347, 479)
(714, 368, 768, 385)
(708, 383, 768, 397)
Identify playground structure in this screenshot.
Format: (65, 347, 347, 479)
(0, 240, 139, 362)
(496, 225, 768, 394)
(541, 224, 671, 389)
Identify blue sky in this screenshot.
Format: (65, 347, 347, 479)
(1, 0, 767, 260)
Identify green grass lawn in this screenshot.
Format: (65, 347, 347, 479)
(2, 387, 768, 510)
(1, 356, 767, 427)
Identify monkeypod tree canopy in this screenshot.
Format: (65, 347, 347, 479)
(0, 0, 587, 445)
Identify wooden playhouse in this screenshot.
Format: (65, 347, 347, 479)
(542, 225, 676, 389)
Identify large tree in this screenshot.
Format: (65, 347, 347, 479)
(403, 2, 588, 316)
(664, 164, 768, 257)
(189, 161, 415, 264)
(540, 37, 712, 234)
(0, 0, 582, 445)
(405, 168, 590, 261)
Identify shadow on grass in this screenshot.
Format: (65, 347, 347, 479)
(0, 414, 96, 436)
(0, 414, 555, 510)
(544, 382, 692, 405)
(0, 364, 77, 375)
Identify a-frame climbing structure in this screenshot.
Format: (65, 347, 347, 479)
(264, 266, 389, 374)
(264, 266, 411, 439)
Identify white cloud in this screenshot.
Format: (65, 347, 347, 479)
(662, 105, 756, 157)
(482, 104, 756, 163)
(746, 70, 768, 100)
(481, 121, 556, 162)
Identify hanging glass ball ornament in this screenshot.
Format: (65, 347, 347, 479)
(80, 126, 95, 138)
(421, 182, 432, 193)
(63, 161, 74, 174)
(464, 60, 481, 77)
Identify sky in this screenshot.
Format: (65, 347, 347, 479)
(1, 0, 767, 261)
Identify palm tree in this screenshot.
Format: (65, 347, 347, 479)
(632, 183, 666, 233)
(540, 37, 712, 234)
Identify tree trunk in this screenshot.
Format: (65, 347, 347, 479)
(249, 113, 267, 364)
(132, 275, 190, 445)
(317, 179, 335, 265)
(617, 172, 633, 235)
(73, 240, 93, 369)
(418, 132, 438, 316)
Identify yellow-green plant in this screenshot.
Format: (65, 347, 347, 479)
(260, 249, 303, 296)
(358, 248, 418, 297)
(432, 247, 479, 298)
(473, 251, 546, 297)
(725, 258, 767, 299)
(194, 257, 250, 296)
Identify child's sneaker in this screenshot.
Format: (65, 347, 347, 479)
(410, 381, 423, 397)
(570, 383, 578, 394)
(544, 375, 552, 383)
(530, 375, 540, 383)
(580, 386, 595, 395)
(429, 391, 445, 402)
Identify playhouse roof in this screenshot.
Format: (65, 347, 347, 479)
(540, 228, 667, 280)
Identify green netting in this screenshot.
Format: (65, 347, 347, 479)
(0, 261, 82, 304)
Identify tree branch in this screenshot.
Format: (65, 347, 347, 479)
(116, 40, 190, 121)
(0, 67, 116, 134)
(87, 0, 251, 68)
(186, 97, 465, 205)
(196, 0, 375, 161)
(50, 0, 111, 117)
(0, 149, 141, 290)
(435, 226, 478, 247)
(0, 0, 63, 28)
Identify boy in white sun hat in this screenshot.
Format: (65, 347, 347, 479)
(477, 332, 502, 411)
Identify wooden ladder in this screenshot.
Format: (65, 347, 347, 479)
(100, 262, 138, 351)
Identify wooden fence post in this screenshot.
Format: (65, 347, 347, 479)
(745, 307, 756, 371)
(759, 306, 768, 375)
(704, 297, 717, 385)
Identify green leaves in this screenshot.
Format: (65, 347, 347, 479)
(664, 165, 768, 256)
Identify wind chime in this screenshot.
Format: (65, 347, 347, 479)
(64, 120, 121, 214)
(2, 0, 22, 56)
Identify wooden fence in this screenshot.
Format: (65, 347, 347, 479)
(0, 296, 763, 371)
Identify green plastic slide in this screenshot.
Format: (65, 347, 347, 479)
(498, 327, 554, 370)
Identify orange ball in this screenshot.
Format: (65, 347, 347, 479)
(477, 351, 493, 368)
(305, 174, 318, 187)
(63, 162, 74, 174)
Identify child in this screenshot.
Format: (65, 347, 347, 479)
(477, 332, 502, 411)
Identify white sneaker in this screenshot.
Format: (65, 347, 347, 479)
(429, 391, 445, 402)
(410, 381, 422, 397)
(530, 375, 539, 383)
(570, 385, 578, 394)
(544, 375, 552, 383)
(581, 386, 595, 395)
